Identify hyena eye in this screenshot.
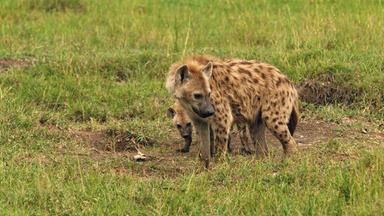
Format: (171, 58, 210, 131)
(176, 124, 182, 129)
(194, 93, 203, 100)
(186, 123, 192, 127)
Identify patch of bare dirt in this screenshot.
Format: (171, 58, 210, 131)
(42, 115, 384, 178)
(0, 58, 32, 72)
(65, 128, 155, 153)
(227, 120, 340, 152)
(297, 73, 361, 105)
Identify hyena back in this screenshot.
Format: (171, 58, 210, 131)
(166, 55, 299, 167)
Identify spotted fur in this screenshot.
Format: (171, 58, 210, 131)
(166, 55, 299, 167)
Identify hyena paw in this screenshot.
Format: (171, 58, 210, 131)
(176, 148, 190, 153)
(240, 147, 253, 155)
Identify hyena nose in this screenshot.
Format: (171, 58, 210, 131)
(206, 109, 215, 117)
(200, 109, 215, 118)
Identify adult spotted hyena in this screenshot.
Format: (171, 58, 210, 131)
(166, 55, 299, 167)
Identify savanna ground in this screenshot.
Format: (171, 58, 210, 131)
(0, 0, 384, 215)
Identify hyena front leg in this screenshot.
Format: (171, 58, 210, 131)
(194, 119, 211, 168)
(209, 126, 215, 157)
(211, 107, 233, 156)
(213, 125, 230, 156)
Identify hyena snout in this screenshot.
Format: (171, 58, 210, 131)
(180, 130, 191, 138)
(178, 126, 192, 138)
(193, 102, 215, 118)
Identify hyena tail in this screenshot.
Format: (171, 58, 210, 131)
(288, 101, 299, 135)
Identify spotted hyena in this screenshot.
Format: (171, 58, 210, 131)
(167, 101, 252, 154)
(166, 55, 299, 168)
(167, 101, 193, 153)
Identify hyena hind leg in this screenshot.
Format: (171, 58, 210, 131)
(249, 120, 268, 157)
(237, 122, 254, 155)
(264, 120, 297, 154)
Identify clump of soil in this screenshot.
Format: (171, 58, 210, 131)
(103, 128, 155, 152)
(297, 73, 361, 105)
(70, 128, 154, 152)
(0, 58, 31, 72)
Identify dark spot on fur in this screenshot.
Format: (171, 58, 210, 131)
(278, 121, 284, 125)
(261, 73, 266, 79)
(240, 61, 252, 65)
(276, 77, 283, 87)
(274, 125, 279, 130)
(239, 68, 252, 77)
(224, 76, 229, 82)
(229, 62, 237, 67)
(275, 111, 279, 115)
(253, 78, 259, 84)
(272, 118, 278, 122)
(213, 64, 223, 69)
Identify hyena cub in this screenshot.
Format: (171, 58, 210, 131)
(166, 55, 299, 168)
(167, 101, 238, 154)
(167, 101, 193, 153)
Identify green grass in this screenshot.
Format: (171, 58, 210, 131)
(1, 0, 384, 214)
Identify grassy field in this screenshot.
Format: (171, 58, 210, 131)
(0, 0, 384, 214)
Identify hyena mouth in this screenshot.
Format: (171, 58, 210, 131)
(192, 107, 214, 118)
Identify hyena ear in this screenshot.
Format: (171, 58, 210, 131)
(167, 107, 176, 118)
(176, 64, 189, 83)
(202, 62, 213, 79)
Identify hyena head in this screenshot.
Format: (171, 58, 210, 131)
(167, 103, 193, 138)
(168, 62, 215, 119)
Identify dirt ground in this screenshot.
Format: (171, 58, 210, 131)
(43, 113, 384, 178)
